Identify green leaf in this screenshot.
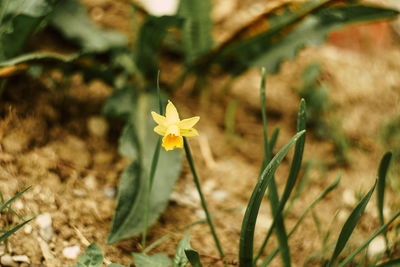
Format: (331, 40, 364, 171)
(108, 264, 126, 267)
(239, 130, 305, 266)
(0, 218, 32, 242)
(173, 232, 192, 267)
(0, 186, 31, 213)
(134, 16, 183, 81)
(206, 3, 399, 76)
(0, 0, 56, 60)
(338, 210, 400, 267)
(107, 92, 183, 244)
(49, 0, 126, 53)
(184, 249, 203, 267)
(327, 180, 377, 266)
(178, 0, 213, 64)
(102, 86, 139, 120)
(132, 253, 172, 267)
(74, 243, 103, 267)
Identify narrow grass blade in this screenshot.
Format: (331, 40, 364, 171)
(327, 180, 377, 266)
(338, 210, 400, 267)
(377, 152, 392, 254)
(376, 258, 400, 267)
(260, 173, 341, 267)
(0, 218, 32, 242)
(269, 127, 280, 153)
(260, 67, 270, 162)
(239, 130, 305, 266)
(184, 249, 203, 267)
(254, 100, 306, 264)
(0, 186, 31, 213)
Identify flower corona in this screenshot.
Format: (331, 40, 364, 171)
(151, 100, 199, 151)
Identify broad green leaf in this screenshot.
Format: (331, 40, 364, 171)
(74, 243, 103, 267)
(134, 16, 183, 81)
(108, 264, 126, 267)
(49, 0, 126, 53)
(184, 249, 203, 267)
(102, 86, 139, 120)
(133, 253, 172, 267)
(178, 0, 213, 64)
(239, 130, 305, 266)
(327, 180, 377, 266)
(107, 92, 183, 244)
(0, 0, 55, 60)
(173, 232, 192, 267)
(205, 3, 399, 76)
(0, 218, 32, 242)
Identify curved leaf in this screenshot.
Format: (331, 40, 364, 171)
(74, 243, 103, 267)
(133, 253, 172, 267)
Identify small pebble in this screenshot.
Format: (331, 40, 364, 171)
(87, 116, 109, 138)
(24, 224, 33, 234)
(195, 209, 206, 219)
(1, 254, 18, 267)
(368, 236, 386, 258)
(211, 190, 228, 202)
(84, 174, 97, 189)
(103, 186, 117, 199)
(342, 189, 356, 207)
(36, 213, 53, 242)
(62, 245, 80, 260)
(12, 255, 30, 264)
(72, 189, 87, 197)
(0, 244, 5, 256)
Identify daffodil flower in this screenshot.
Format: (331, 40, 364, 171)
(151, 100, 200, 151)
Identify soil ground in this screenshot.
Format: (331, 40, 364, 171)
(1, 0, 400, 266)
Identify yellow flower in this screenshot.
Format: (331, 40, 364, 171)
(151, 100, 200, 151)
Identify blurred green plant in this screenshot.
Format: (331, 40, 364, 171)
(0, 186, 33, 253)
(296, 62, 350, 164)
(1, 0, 400, 254)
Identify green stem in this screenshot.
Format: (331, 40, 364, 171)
(184, 137, 225, 259)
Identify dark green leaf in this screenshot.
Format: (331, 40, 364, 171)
(74, 243, 103, 267)
(134, 16, 183, 81)
(132, 253, 172, 267)
(239, 130, 305, 266)
(327, 180, 377, 266)
(107, 93, 183, 244)
(178, 0, 213, 64)
(206, 3, 399, 76)
(0, 186, 31, 213)
(184, 249, 203, 267)
(377, 152, 392, 226)
(173, 232, 191, 267)
(49, 0, 126, 53)
(0, 218, 32, 242)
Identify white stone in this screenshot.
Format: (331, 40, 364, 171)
(0, 254, 17, 267)
(63, 245, 81, 260)
(342, 189, 357, 207)
(84, 174, 97, 189)
(36, 213, 52, 228)
(211, 190, 228, 202)
(103, 186, 117, 199)
(368, 236, 386, 258)
(24, 224, 33, 234)
(87, 116, 109, 138)
(136, 0, 179, 16)
(12, 255, 30, 264)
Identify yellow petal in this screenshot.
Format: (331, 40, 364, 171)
(180, 128, 199, 137)
(154, 125, 166, 136)
(166, 125, 180, 137)
(178, 116, 200, 129)
(162, 134, 183, 151)
(151, 111, 167, 126)
(165, 100, 180, 124)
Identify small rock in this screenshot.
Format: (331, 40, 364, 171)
(87, 116, 109, 138)
(368, 236, 386, 258)
(2, 132, 30, 153)
(342, 189, 356, 207)
(62, 245, 80, 260)
(1, 254, 18, 267)
(14, 199, 24, 210)
(24, 224, 33, 234)
(338, 209, 349, 223)
(195, 209, 206, 219)
(12, 255, 30, 264)
(84, 174, 97, 189)
(72, 189, 86, 197)
(211, 190, 228, 202)
(36, 213, 53, 241)
(103, 186, 117, 199)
